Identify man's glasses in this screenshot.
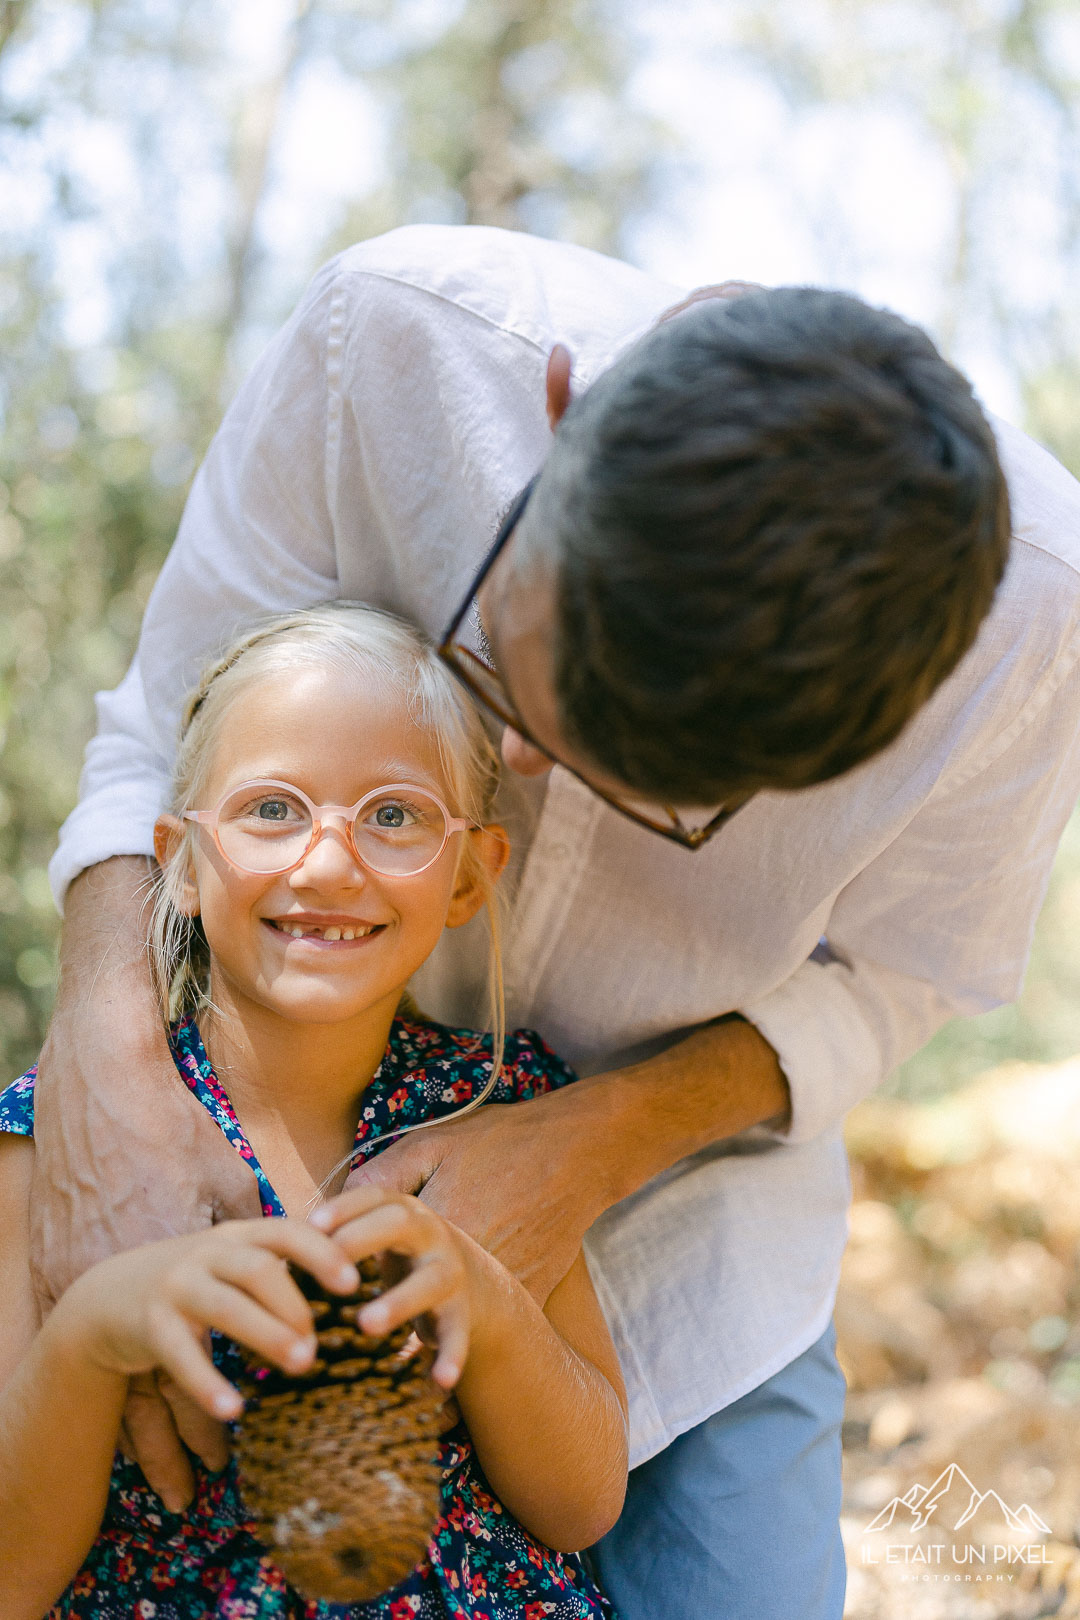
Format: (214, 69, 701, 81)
(183, 780, 474, 878)
(437, 478, 748, 850)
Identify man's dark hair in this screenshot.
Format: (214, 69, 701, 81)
(540, 287, 1011, 802)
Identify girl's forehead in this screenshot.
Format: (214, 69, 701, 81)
(203, 661, 450, 797)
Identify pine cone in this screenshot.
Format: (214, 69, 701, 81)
(233, 1257, 446, 1603)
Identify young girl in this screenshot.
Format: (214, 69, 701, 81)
(0, 604, 627, 1619)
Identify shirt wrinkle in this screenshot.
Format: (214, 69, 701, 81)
(936, 592, 1080, 793)
(333, 262, 555, 356)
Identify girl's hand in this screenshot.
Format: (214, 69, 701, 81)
(310, 1187, 477, 1390)
(57, 1219, 362, 1422)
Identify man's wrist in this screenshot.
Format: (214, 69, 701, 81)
(564, 1016, 792, 1211)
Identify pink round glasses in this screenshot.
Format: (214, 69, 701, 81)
(182, 779, 475, 879)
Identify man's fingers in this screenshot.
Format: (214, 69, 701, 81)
(158, 1373, 230, 1473)
(314, 1158, 438, 1234)
(333, 1137, 439, 1205)
(123, 1376, 197, 1512)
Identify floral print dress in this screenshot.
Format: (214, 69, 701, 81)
(0, 1017, 619, 1620)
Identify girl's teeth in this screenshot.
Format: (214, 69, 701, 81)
(277, 922, 373, 939)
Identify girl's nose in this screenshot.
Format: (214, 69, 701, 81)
(289, 820, 369, 889)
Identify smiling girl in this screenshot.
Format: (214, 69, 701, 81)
(0, 604, 627, 1619)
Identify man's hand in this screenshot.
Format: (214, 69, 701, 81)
(332, 1015, 791, 1309)
(31, 855, 262, 1505)
(119, 1373, 229, 1513)
(331, 1096, 601, 1307)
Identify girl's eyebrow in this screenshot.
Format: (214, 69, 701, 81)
(218, 764, 447, 796)
(357, 758, 448, 788)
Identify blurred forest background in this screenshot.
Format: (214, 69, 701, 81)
(1, 0, 1079, 1088)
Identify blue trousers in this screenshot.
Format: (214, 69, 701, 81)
(586, 1322, 847, 1620)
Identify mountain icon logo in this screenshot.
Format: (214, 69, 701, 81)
(864, 1464, 1051, 1536)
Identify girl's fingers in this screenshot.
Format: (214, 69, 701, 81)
(144, 1306, 246, 1422)
(238, 1218, 361, 1295)
(210, 1245, 318, 1341)
(169, 1271, 318, 1377)
(309, 1183, 416, 1236)
(356, 1251, 463, 1338)
(429, 1294, 470, 1390)
(330, 1200, 439, 1266)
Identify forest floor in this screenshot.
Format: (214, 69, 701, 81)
(839, 1057, 1080, 1617)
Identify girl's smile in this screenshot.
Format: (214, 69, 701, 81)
(263, 913, 387, 945)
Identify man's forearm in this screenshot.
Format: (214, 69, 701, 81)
(53, 855, 159, 1021)
(33, 856, 260, 1307)
(566, 1016, 791, 1211)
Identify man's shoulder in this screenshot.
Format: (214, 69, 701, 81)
(327, 225, 683, 371)
(899, 418, 1080, 787)
(993, 415, 1080, 584)
(979, 416, 1080, 691)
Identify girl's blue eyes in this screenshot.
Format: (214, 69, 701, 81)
(244, 797, 421, 827)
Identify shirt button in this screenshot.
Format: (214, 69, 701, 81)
(548, 842, 569, 861)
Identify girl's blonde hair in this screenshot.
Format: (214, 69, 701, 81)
(148, 602, 506, 1133)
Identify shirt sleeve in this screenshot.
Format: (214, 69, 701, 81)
(48, 259, 345, 909)
(742, 623, 1080, 1144)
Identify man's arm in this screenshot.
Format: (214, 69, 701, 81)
(31, 857, 262, 1306)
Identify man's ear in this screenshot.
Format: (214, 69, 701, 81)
(153, 815, 200, 917)
(445, 825, 511, 930)
(545, 344, 573, 431)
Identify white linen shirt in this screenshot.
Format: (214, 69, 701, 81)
(51, 225, 1080, 1469)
